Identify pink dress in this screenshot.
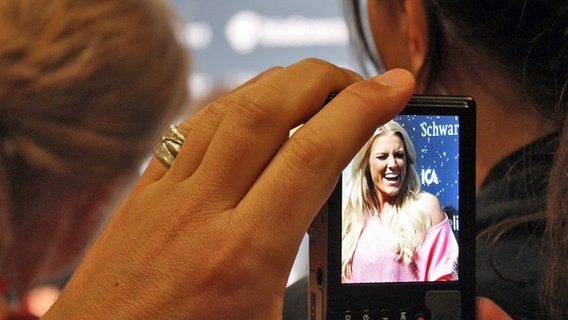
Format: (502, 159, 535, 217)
(347, 214, 458, 283)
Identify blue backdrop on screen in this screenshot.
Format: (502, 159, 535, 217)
(394, 115, 460, 216)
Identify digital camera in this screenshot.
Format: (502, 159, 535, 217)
(308, 95, 476, 320)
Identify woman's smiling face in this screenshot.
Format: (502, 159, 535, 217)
(368, 132, 407, 202)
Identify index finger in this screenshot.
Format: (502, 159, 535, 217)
(183, 59, 363, 207)
(236, 69, 415, 266)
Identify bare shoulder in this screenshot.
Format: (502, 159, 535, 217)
(417, 192, 446, 226)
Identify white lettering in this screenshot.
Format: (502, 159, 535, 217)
(225, 10, 349, 54)
(421, 168, 439, 186)
(452, 214, 459, 231)
(420, 121, 459, 137)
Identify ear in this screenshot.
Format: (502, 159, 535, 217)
(402, 0, 429, 75)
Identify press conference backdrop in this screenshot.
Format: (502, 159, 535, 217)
(395, 115, 460, 212)
(394, 115, 461, 240)
(170, 0, 354, 105)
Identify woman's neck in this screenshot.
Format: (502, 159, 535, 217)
(433, 43, 558, 191)
(374, 192, 397, 218)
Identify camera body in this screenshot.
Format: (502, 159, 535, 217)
(308, 95, 476, 320)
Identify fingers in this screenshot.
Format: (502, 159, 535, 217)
(140, 67, 283, 184)
(179, 59, 363, 209)
(237, 69, 415, 263)
(140, 62, 414, 265)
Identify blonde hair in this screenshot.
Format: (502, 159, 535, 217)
(341, 120, 431, 280)
(0, 0, 189, 294)
(0, 0, 189, 177)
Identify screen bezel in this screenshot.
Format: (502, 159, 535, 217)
(325, 95, 476, 317)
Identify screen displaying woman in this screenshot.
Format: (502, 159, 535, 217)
(341, 120, 458, 283)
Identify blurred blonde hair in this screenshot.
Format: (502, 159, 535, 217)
(0, 0, 189, 177)
(0, 0, 190, 294)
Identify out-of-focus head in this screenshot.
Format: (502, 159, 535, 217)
(0, 0, 190, 179)
(346, 2, 568, 316)
(345, 0, 568, 122)
(0, 0, 190, 296)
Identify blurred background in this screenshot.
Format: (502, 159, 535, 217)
(171, 0, 356, 110)
(169, 0, 355, 286)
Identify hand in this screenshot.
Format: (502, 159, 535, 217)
(44, 59, 414, 319)
(476, 297, 513, 320)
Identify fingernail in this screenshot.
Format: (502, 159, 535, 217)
(374, 69, 412, 87)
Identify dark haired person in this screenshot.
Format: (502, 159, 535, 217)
(285, 0, 568, 318)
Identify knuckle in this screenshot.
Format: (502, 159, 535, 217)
(203, 99, 228, 119)
(339, 81, 379, 105)
(299, 57, 336, 70)
(194, 99, 228, 130)
(298, 58, 345, 81)
(286, 125, 334, 172)
(222, 83, 283, 131)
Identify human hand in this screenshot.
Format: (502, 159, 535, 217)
(44, 59, 414, 319)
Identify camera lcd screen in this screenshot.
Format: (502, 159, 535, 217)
(340, 114, 461, 285)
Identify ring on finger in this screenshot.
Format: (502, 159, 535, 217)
(153, 125, 186, 167)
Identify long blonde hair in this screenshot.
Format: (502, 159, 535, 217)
(341, 121, 431, 280)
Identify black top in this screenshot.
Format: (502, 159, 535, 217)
(283, 133, 559, 320)
(476, 132, 558, 319)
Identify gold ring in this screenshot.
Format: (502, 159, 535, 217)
(153, 125, 186, 167)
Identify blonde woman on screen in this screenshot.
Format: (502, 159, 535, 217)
(341, 120, 457, 283)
